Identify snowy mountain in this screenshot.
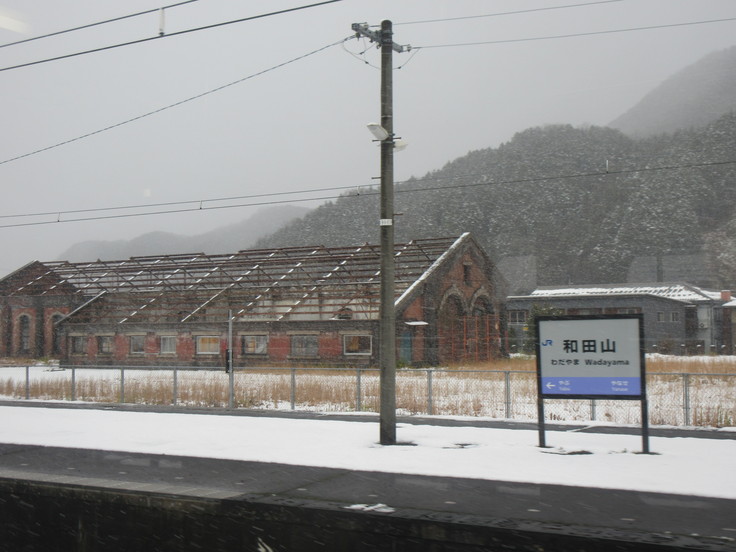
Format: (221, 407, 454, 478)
(258, 114, 736, 292)
(610, 45, 736, 137)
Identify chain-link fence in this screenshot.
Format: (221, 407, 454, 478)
(1, 364, 733, 428)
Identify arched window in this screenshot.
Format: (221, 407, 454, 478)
(19, 315, 31, 354)
(335, 307, 353, 320)
(471, 297, 494, 317)
(437, 294, 465, 362)
(51, 315, 64, 355)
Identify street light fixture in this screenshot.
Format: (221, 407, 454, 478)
(367, 122, 390, 141)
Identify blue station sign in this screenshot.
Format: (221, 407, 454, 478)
(536, 315, 645, 399)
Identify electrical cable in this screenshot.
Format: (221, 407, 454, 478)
(0, 158, 733, 229)
(414, 17, 736, 49)
(0, 182, 365, 220)
(4, 12, 731, 165)
(0, 36, 352, 167)
(0, 0, 345, 73)
(0, 0, 200, 50)
(342, 37, 420, 71)
(394, 0, 625, 26)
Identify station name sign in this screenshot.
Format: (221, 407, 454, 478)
(536, 315, 645, 399)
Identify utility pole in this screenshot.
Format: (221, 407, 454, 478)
(351, 20, 409, 445)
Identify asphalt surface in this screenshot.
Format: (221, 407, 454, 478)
(0, 401, 735, 550)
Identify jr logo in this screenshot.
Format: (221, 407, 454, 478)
(541, 339, 553, 346)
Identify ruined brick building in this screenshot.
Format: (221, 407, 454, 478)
(0, 234, 507, 367)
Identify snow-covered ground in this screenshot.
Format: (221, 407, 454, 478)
(1, 405, 734, 500)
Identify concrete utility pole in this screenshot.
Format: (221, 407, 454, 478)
(351, 20, 409, 445)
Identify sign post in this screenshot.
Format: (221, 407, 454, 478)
(536, 315, 649, 453)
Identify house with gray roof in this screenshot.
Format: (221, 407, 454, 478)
(507, 283, 733, 354)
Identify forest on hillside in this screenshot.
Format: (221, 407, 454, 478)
(257, 113, 736, 292)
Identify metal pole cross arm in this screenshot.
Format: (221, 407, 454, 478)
(351, 22, 411, 53)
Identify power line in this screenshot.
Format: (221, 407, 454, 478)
(3, 13, 731, 167)
(395, 0, 625, 26)
(0, 0, 345, 73)
(414, 17, 736, 49)
(0, 182, 365, 220)
(0, 0, 200, 50)
(1, 158, 733, 229)
(393, 159, 736, 196)
(0, 37, 351, 167)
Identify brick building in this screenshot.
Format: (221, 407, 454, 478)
(0, 234, 507, 367)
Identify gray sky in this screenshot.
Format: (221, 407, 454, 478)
(0, 0, 734, 277)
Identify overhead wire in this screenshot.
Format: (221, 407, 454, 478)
(0, 182, 367, 220)
(0, 0, 200, 50)
(0, 36, 353, 167)
(0, 0, 345, 73)
(414, 17, 736, 49)
(1, 2, 733, 230)
(394, 0, 625, 26)
(3, 8, 732, 165)
(0, 158, 733, 229)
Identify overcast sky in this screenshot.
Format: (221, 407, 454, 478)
(0, 0, 734, 277)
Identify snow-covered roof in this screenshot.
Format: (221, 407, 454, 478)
(526, 283, 723, 303)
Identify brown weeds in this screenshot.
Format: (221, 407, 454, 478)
(1, 358, 733, 427)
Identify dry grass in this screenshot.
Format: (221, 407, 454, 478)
(0, 356, 734, 428)
(645, 355, 736, 374)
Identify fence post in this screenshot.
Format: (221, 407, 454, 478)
(71, 368, 76, 402)
(290, 368, 296, 410)
(172, 367, 178, 406)
(590, 399, 597, 421)
(120, 367, 125, 403)
(25, 366, 30, 400)
(355, 367, 362, 412)
(682, 373, 691, 426)
(504, 371, 512, 419)
(228, 366, 235, 409)
(427, 369, 434, 416)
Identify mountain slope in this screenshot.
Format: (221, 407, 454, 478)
(609, 45, 736, 137)
(58, 205, 309, 262)
(257, 114, 736, 291)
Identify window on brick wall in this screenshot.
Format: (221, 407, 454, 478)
(130, 335, 145, 354)
(463, 264, 472, 286)
(52, 315, 63, 355)
(343, 335, 372, 355)
(71, 336, 87, 355)
(290, 335, 318, 357)
(196, 336, 220, 355)
(19, 315, 31, 354)
(160, 336, 177, 354)
(97, 336, 113, 354)
(241, 335, 268, 355)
